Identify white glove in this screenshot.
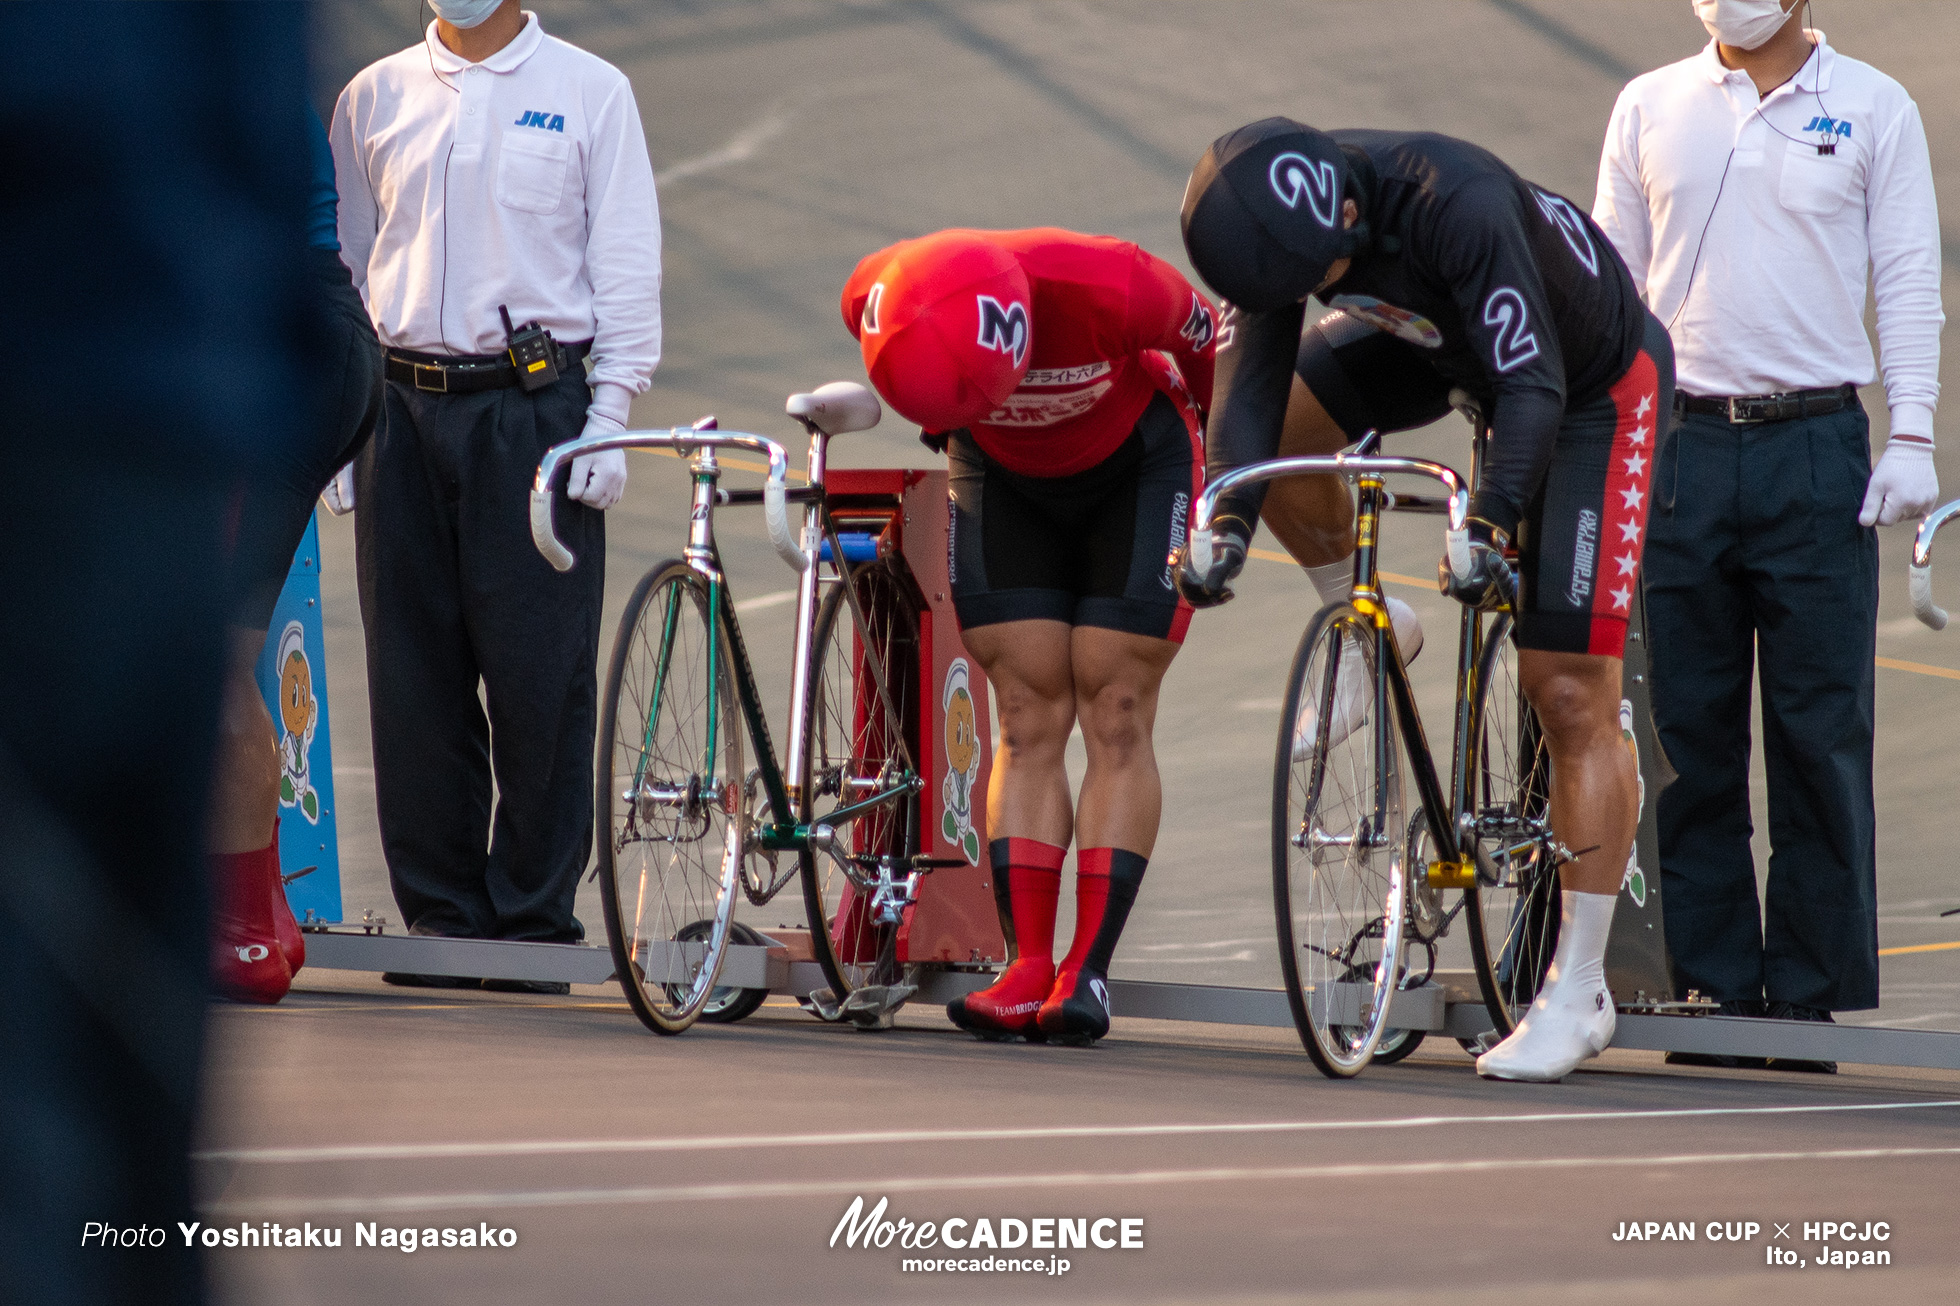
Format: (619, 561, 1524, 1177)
(566, 410, 628, 510)
(320, 462, 356, 515)
(1859, 439, 1939, 527)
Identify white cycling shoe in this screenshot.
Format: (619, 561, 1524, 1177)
(1475, 976, 1617, 1082)
(1475, 890, 1621, 1082)
(1292, 596, 1423, 761)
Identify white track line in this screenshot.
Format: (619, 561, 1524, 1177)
(202, 1145, 1960, 1218)
(196, 1099, 1960, 1164)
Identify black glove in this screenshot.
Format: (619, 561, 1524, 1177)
(1436, 517, 1515, 612)
(1174, 520, 1249, 609)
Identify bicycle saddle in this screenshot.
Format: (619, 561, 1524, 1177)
(787, 381, 882, 436)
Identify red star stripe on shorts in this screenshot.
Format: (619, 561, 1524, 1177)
(1587, 349, 1660, 656)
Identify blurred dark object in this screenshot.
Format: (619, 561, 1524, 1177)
(0, 4, 315, 1304)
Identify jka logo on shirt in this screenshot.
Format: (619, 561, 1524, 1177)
(513, 110, 566, 132)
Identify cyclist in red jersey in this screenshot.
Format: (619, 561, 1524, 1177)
(841, 227, 1218, 1044)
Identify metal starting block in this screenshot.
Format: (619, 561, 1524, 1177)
(300, 931, 1960, 1072)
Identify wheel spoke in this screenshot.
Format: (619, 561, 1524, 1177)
(1276, 607, 1406, 1077)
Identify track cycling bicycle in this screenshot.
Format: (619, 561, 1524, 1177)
(531, 381, 962, 1034)
(1184, 408, 1567, 1078)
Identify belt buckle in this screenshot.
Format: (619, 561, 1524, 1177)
(412, 362, 449, 394)
(1726, 396, 1764, 425)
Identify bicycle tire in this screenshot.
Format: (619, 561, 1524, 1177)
(1371, 1027, 1427, 1064)
(798, 559, 923, 1003)
(1273, 601, 1409, 1079)
(694, 920, 771, 1024)
(596, 561, 746, 1035)
(1462, 614, 1560, 1037)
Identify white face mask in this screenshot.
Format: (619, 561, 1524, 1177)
(430, 0, 504, 29)
(1692, 0, 1796, 50)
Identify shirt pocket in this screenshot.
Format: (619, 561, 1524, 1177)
(1777, 140, 1858, 217)
(495, 131, 570, 216)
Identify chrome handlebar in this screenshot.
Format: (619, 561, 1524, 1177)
(1184, 453, 1474, 581)
(1908, 499, 1960, 631)
(530, 430, 803, 574)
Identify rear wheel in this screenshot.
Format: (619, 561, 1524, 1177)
(1273, 603, 1408, 1079)
(799, 558, 923, 1003)
(1463, 615, 1560, 1037)
(597, 562, 745, 1035)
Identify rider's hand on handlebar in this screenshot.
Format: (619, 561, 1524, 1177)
(1175, 519, 1249, 608)
(1437, 517, 1514, 612)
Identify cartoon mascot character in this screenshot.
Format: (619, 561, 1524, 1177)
(941, 659, 982, 864)
(276, 621, 322, 823)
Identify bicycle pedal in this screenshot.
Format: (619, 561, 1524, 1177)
(797, 987, 845, 1022)
(1472, 1030, 1504, 1055)
(839, 982, 918, 1030)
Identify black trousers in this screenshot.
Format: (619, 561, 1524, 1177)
(1644, 400, 1880, 1010)
(355, 367, 605, 942)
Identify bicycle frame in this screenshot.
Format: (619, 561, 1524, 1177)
(533, 423, 923, 880)
(1189, 450, 1486, 876)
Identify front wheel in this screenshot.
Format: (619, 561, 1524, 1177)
(1273, 602, 1409, 1078)
(799, 559, 923, 1003)
(596, 562, 746, 1035)
(1462, 614, 1560, 1037)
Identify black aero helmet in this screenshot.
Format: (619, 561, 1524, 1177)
(1181, 117, 1363, 313)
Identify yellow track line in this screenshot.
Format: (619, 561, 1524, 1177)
(1878, 940, 1960, 957)
(1875, 655, 1960, 682)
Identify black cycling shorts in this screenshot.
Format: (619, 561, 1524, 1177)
(1295, 308, 1675, 657)
(946, 389, 1201, 643)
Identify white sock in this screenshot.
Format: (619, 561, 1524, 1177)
(1306, 559, 1354, 608)
(1545, 889, 1616, 999)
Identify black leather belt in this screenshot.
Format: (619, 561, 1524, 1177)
(1675, 384, 1856, 425)
(385, 340, 589, 394)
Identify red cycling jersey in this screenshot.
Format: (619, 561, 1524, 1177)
(842, 228, 1217, 478)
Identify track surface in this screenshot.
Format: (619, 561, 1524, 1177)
(200, 4, 1960, 1301)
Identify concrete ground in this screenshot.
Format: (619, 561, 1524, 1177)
(196, 3, 1960, 1302)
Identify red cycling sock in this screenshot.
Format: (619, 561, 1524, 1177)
(948, 838, 1064, 1035)
(1041, 847, 1148, 1042)
(1056, 847, 1147, 978)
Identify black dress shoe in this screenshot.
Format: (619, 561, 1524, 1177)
(1664, 999, 1770, 1069)
(1764, 1001, 1837, 1074)
(481, 978, 570, 995)
(381, 972, 481, 989)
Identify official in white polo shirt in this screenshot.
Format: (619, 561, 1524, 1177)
(1594, 0, 1943, 1068)
(329, 0, 660, 989)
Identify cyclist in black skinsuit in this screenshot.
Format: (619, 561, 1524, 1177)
(1178, 117, 1676, 1082)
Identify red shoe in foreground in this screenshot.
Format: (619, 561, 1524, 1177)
(211, 835, 293, 1004)
(947, 957, 1056, 1042)
(947, 837, 1064, 1042)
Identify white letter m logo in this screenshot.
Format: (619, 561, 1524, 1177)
(975, 296, 1030, 367)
